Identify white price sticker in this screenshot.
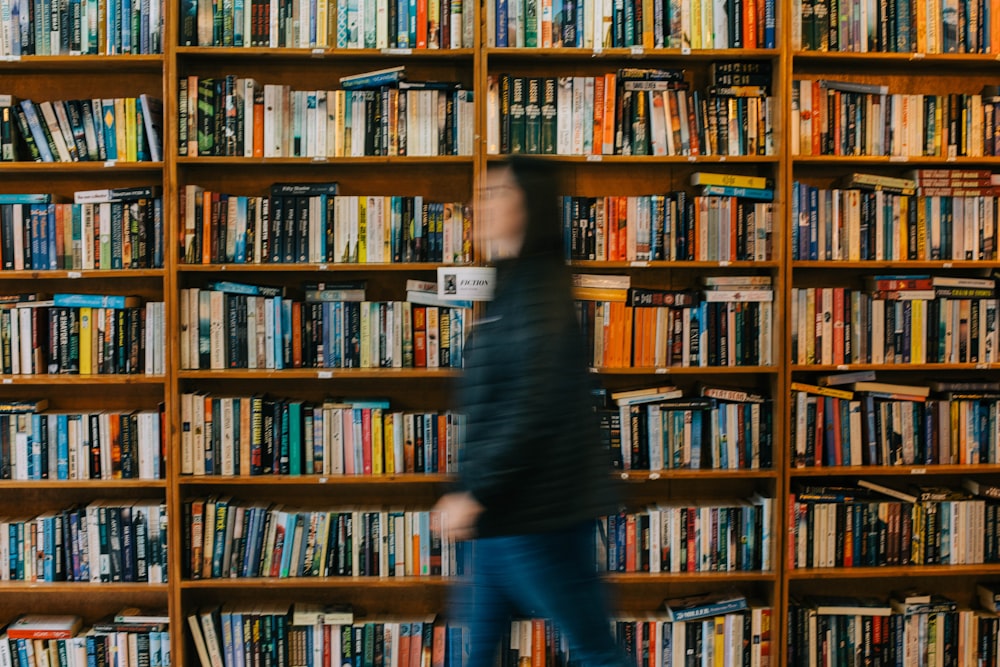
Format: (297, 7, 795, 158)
(649, 472, 661, 480)
(311, 48, 325, 56)
(586, 154, 602, 162)
(68, 271, 82, 278)
(318, 263, 329, 270)
(889, 156, 908, 162)
(2, 378, 11, 384)
(719, 260, 731, 267)
(836, 364, 849, 370)
(688, 155, 697, 162)
(318, 477, 329, 484)
(630, 260, 649, 267)
(654, 368, 667, 374)
(910, 468, 927, 475)
(0, 55, 20, 62)
(630, 46, 644, 56)
(680, 46, 691, 55)
(943, 262, 953, 268)
(382, 48, 412, 55)
(912, 52, 925, 59)
(103, 160, 117, 167)
(318, 370, 333, 379)
(312, 156, 328, 162)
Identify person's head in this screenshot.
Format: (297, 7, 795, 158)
(481, 157, 562, 261)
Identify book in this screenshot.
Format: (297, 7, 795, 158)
(664, 590, 749, 622)
(6, 615, 83, 639)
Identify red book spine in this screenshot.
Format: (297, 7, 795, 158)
(814, 393, 825, 466)
(685, 508, 696, 572)
(413, 307, 427, 367)
(362, 408, 373, 475)
(833, 287, 845, 365)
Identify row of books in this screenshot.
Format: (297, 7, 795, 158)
(0, 0, 164, 55)
(0, 188, 164, 271)
(178, 284, 468, 371)
(486, 67, 776, 157)
(791, 378, 1000, 468)
(561, 186, 775, 262)
(0, 296, 165, 376)
(599, 384, 773, 470)
(180, 185, 472, 265)
(0, 406, 164, 481)
(0, 501, 168, 583)
(179, 393, 464, 477)
(790, 279, 998, 366)
(792, 80, 1000, 158)
(183, 501, 463, 579)
(0, 612, 169, 667)
(181, 0, 474, 48)
(792, 173, 1000, 262)
(598, 498, 773, 573)
(490, 0, 778, 49)
(788, 590, 1000, 666)
(793, 0, 997, 54)
(178, 75, 474, 158)
(0, 95, 163, 163)
(576, 276, 774, 368)
(788, 481, 1000, 568)
(188, 606, 446, 667)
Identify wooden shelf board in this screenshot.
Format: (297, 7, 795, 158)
(177, 263, 447, 273)
(793, 261, 999, 270)
(0, 375, 166, 385)
(594, 366, 778, 375)
(571, 260, 780, 269)
(176, 156, 473, 166)
(178, 474, 451, 486)
(0, 582, 169, 592)
(0, 479, 167, 489)
(792, 363, 1000, 372)
(0, 269, 165, 279)
(177, 368, 460, 380)
(485, 47, 780, 60)
(607, 572, 777, 584)
(486, 154, 780, 164)
(180, 577, 451, 590)
(793, 51, 1000, 65)
(618, 469, 777, 481)
(0, 162, 163, 173)
(175, 46, 475, 59)
(789, 464, 1000, 477)
(793, 156, 1000, 165)
(0, 55, 163, 71)
(788, 565, 1000, 580)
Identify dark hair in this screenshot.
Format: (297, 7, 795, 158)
(503, 156, 564, 260)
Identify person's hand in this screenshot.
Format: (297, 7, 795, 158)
(433, 491, 484, 541)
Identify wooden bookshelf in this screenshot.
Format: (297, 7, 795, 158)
(4, 0, 999, 663)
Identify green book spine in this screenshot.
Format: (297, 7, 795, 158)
(509, 76, 526, 153)
(525, 77, 541, 154)
(288, 401, 302, 475)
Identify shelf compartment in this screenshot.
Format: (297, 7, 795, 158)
(618, 469, 778, 481)
(178, 474, 451, 486)
(607, 571, 777, 584)
(792, 261, 1000, 270)
(175, 47, 476, 59)
(788, 564, 1000, 580)
(0, 480, 168, 489)
(486, 154, 780, 164)
(178, 369, 460, 380)
(792, 51, 1000, 66)
(0, 375, 167, 385)
(571, 260, 781, 270)
(176, 156, 473, 166)
(789, 464, 1000, 477)
(0, 55, 164, 71)
(594, 366, 779, 375)
(791, 363, 1000, 372)
(177, 263, 448, 273)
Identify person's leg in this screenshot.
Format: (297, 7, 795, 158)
(454, 539, 516, 667)
(500, 522, 629, 667)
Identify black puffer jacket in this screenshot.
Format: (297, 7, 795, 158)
(456, 257, 618, 537)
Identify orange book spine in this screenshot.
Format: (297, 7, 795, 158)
(593, 76, 605, 155)
(812, 80, 822, 156)
(541, 0, 553, 47)
(531, 620, 545, 667)
(417, 0, 428, 47)
(202, 190, 213, 264)
(437, 414, 448, 473)
(606, 197, 618, 261)
(603, 74, 616, 154)
(616, 196, 628, 261)
(253, 92, 265, 158)
(623, 305, 634, 367)
(744, 0, 757, 48)
(625, 513, 637, 571)
(413, 306, 427, 367)
(110, 415, 122, 478)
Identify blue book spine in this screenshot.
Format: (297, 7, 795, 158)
(673, 599, 748, 622)
(764, 0, 776, 48)
(791, 181, 800, 259)
(56, 414, 69, 479)
(233, 0, 245, 45)
(717, 403, 728, 469)
(234, 197, 248, 263)
(30, 413, 42, 479)
(102, 100, 118, 160)
(807, 185, 818, 260)
(47, 204, 56, 269)
(288, 401, 302, 475)
(0, 194, 52, 204)
(121, 0, 131, 52)
(279, 513, 297, 576)
(205, 281, 262, 295)
(53, 293, 128, 308)
(496, 0, 508, 46)
(107, 0, 118, 53)
(17, 639, 30, 667)
(30, 204, 43, 270)
(698, 184, 775, 201)
(407, 0, 416, 45)
(690, 409, 702, 468)
(823, 396, 835, 466)
(341, 71, 405, 90)
(346, 0, 358, 45)
(149, 633, 162, 667)
(281, 299, 292, 368)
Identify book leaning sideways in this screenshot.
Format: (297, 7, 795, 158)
(664, 589, 748, 622)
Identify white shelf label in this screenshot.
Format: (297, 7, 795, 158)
(586, 154, 602, 162)
(311, 48, 325, 56)
(103, 160, 117, 167)
(312, 156, 328, 162)
(589, 367, 599, 373)
(688, 155, 697, 162)
(680, 46, 692, 55)
(630, 46, 644, 56)
(1, 378, 11, 384)
(382, 48, 412, 55)
(0, 55, 20, 62)
(318, 477, 329, 484)
(910, 468, 927, 475)
(836, 364, 849, 370)
(943, 262, 953, 268)
(649, 472, 661, 480)
(718, 155, 727, 161)
(718, 260, 731, 267)
(593, 46, 603, 55)
(630, 260, 649, 267)
(67, 271, 82, 278)
(889, 156, 908, 162)
(318, 370, 333, 379)
(220, 265, 227, 270)
(654, 368, 667, 374)
(318, 263, 329, 270)
(976, 363, 988, 369)
(946, 156, 957, 162)
(912, 52, 925, 59)
(620, 472, 630, 480)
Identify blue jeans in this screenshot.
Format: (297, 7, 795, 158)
(454, 521, 629, 667)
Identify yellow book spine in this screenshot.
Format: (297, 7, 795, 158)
(384, 413, 395, 474)
(692, 171, 770, 189)
(642, 0, 654, 47)
(79, 307, 92, 374)
(714, 616, 725, 667)
(790, 382, 855, 400)
(898, 196, 908, 260)
(916, 197, 928, 259)
(691, 0, 702, 49)
(372, 408, 384, 474)
(358, 196, 367, 263)
(114, 98, 128, 162)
